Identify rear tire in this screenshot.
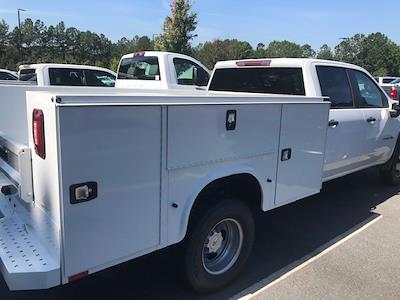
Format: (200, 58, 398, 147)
(380, 140, 400, 185)
(184, 198, 255, 293)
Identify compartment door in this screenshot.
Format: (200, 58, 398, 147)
(275, 103, 329, 206)
(58, 106, 161, 279)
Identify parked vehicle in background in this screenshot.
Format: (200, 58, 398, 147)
(115, 51, 211, 90)
(18, 64, 116, 87)
(0, 69, 18, 81)
(381, 78, 400, 101)
(375, 76, 400, 86)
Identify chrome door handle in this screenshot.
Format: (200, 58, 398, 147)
(367, 117, 376, 123)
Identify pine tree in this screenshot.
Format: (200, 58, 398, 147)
(155, 0, 197, 55)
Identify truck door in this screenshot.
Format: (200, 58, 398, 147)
(349, 69, 397, 165)
(275, 103, 329, 206)
(169, 56, 210, 89)
(316, 65, 367, 180)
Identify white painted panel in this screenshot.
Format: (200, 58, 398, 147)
(58, 106, 161, 277)
(0, 85, 127, 145)
(166, 104, 282, 243)
(360, 108, 396, 165)
(167, 105, 281, 169)
(275, 103, 329, 206)
(323, 109, 366, 179)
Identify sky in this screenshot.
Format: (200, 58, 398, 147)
(0, 0, 399, 50)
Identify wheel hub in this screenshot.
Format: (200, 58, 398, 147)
(202, 218, 244, 275)
(206, 231, 224, 253)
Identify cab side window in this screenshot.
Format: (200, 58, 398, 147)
(173, 58, 209, 86)
(316, 66, 354, 108)
(350, 70, 388, 108)
(49, 68, 85, 86)
(85, 70, 116, 87)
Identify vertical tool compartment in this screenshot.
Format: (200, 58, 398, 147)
(275, 103, 330, 206)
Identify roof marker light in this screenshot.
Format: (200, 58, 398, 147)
(236, 60, 271, 67)
(133, 51, 145, 57)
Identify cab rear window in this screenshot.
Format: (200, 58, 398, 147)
(118, 56, 160, 80)
(209, 67, 305, 95)
(19, 69, 37, 82)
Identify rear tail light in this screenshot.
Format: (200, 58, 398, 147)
(236, 59, 271, 67)
(390, 87, 398, 100)
(32, 109, 45, 159)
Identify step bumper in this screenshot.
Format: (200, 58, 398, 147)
(0, 173, 60, 291)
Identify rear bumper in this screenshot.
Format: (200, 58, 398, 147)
(0, 172, 60, 291)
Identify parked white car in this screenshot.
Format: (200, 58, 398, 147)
(18, 64, 116, 87)
(0, 69, 18, 81)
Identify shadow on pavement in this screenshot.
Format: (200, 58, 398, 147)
(1, 168, 399, 300)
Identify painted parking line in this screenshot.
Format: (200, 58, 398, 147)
(234, 214, 383, 300)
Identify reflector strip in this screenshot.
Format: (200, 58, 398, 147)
(68, 271, 89, 282)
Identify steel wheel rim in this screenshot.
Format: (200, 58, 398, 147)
(202, 218, 243, 275)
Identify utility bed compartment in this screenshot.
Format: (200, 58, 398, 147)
(1, 89, 329, 290)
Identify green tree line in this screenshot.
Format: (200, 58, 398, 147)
(1, 6, 400, 76)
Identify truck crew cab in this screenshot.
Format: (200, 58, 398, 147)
(209, 58, 400, 184)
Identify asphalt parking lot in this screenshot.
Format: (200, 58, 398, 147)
(1, 167, 399, 300)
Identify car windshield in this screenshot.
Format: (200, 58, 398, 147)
(0, 71, 17, 80)
(118, 56, 160, 80)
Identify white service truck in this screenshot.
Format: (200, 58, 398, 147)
(115, 51, 211, 90)
(0, 58, 399, 293)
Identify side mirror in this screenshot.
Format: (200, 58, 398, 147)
(390, 102, 400, 118)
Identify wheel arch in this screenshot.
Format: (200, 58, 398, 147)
(178, 168, 264, 243)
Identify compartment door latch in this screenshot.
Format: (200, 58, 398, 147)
(226, 110, 237, 131)
(70, 182, 98, 204)
(281, 148, 292, 161)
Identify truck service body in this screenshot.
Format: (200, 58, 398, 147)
(1, 57, 400, 292)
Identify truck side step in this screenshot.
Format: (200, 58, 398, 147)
(0, 213, 60, 290)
